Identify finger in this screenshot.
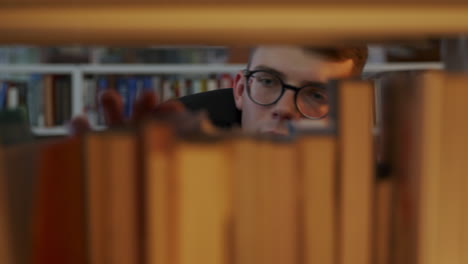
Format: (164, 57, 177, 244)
(68, 115, 91, 137)
(153, 99, 186, 115)
(100, 89, 125, 126)
(131, 91, 158, 122)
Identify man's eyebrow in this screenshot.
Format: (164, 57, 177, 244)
(301, 80, 327, 87)
(252, 65, 286, 79)
(252, 65, 327, 87)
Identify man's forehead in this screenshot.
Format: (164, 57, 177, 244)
(250, 46, 354, 81)
(250, 46, 307, 63)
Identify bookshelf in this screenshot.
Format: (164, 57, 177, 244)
(0, 62, 444, 136)
(0, 63, 244, 136)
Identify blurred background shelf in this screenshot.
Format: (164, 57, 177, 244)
(31, 126, 69, 136)
(0, 64, 246, 74)
(31, 125, 107, 136)
(0, 61, 445, 136)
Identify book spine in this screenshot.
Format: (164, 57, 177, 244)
(97, 77, 108, 125)
(162, 77, 173, 102)
(14, 81, 30, 123)
(116, 78, 129, 118)
(126, 77, 138, 118)
(53, 76, 63, 125)
(178, 77, 187, 98)
(43, 75, 54, 127)
(206, 76, 218, 91)
(62, 76, 72, 123)
(219, 73, 233, 88)
(200, 78, 208, 92)
(142, 76, 153, 93)
(172, 76, 180, 98)
(84, 77, 98, 126)
(37, 76, 45, 127)
(0, 82, 7, 111)
(7, 84, 19, 110)
(151, 76, 161, 100)
(135, 77, 144, 100)
(192, 79, 202, 94)
(27, 75, 41, 126)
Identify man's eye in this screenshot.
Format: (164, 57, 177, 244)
(257, 77, 277, 86)
(304, 90, 327, 103)
(312, 92, 324, 100)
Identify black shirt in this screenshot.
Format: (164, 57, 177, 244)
(178, 88, 241, 129)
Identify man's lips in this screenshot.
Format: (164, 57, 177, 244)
(263, 130, 289, 136)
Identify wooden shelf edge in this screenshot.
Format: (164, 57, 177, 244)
(0, 5, 467, 45)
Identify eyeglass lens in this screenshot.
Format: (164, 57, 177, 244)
(247, 71, 329, 119)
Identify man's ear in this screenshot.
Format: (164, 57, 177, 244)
(232, 71, 245, 110)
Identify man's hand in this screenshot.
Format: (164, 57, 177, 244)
(69, 89, 185, 136)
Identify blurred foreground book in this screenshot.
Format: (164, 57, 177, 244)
(0, 72, 467, 264)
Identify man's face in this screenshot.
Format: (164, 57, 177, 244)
(233, 46, 355, 136)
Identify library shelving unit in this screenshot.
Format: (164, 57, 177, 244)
(0, 63, 247, 135)
(1, 3, 467, 264)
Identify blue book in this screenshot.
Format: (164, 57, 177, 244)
(97, 77, 107, 91)
(97, 77, 108, 125)
(0, 82, 7, 111)
(126, 77, 138, 118)
(135, 77, 144, 100)
(116, 77, 129, 118)
(27, 74, 43, 126)
(142, 76, 153, 92)
(135, 76, 153, 101)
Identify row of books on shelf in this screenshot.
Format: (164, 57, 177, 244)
(0, 44, 442, 65)
(0, 75, 73, 128)
(94, 46, 229, 64)
(0, 46, 230, 64)
(84, 73, 233, 126)
(0, 73, 234, 129)
(1, 70, 468, 264)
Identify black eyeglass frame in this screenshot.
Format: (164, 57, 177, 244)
(242, 69, 329, 120)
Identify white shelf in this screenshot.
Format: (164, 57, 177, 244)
(32, 126, 68, 136)
(0, 64, 78, 74)
(0, 64, 245, 74)
(0, 62, 444, 74)
(80, 64, 245, 74)
(4, 62, 444, 136)
(363, 62, 443, 72)
(32, 125, 107, 136)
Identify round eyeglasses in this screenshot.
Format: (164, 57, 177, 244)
(243, 69, 329, 119)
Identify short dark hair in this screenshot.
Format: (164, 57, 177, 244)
(305, 46, 368, 76)
(247, 46, 368, 76)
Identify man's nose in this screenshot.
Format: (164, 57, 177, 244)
(271, 89, 301, 121)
